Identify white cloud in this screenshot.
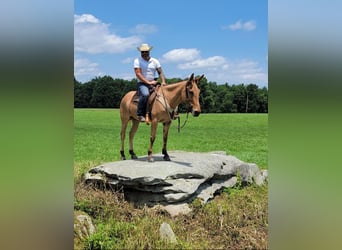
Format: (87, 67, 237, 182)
(222, 19, 256, 31)
(130, 24, 158, 34)
(161, 47, 267, 85)
(74, 57, 103, 81)
(205, 59, 268, 85)
(74, 14, 100, 24)
(74, 14, 142, 54)
(178, 56, 227, 70)
(162, 48, 201, 62)
(117, 73, 136, 81)
(121, 57, 134, 64)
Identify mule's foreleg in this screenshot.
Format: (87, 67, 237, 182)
(129, 120, 139, 159)
(147, 120, 158, 162)
(162, 122, 171, 161)
(120, 121, 128, 160)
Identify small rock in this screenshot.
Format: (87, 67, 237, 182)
(74, 211, 96, 240)
(159, 222, 177, 244)
(160, 203, 192, 217)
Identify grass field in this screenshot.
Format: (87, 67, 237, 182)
(74, 109, 268, 249)
(74, 109, 267, 177)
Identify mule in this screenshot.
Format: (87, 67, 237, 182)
(119, 73, 204, 162)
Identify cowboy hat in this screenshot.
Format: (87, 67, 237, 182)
(137, 43, 153, 52)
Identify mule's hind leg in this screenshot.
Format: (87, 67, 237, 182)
(162, 121, 172, 161)
(129, 119, 139, 159)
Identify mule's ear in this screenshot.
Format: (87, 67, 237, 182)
(196, 74, 204, 81)
(189, 73, 194, 81)
(187, 73, 194, 87)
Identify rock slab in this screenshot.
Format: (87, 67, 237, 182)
(85, 151, 267, 207)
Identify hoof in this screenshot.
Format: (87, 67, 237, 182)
(129, 150, 137, 159)
(120, 150, 126, 160)
(163, 155, 171, 161)
(148, 157, 154, 162)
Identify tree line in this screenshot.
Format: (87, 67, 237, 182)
(74, 75, 268, 113)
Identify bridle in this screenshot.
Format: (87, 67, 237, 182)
(159, 79, 199, 132)
(177, 79, 197, 132)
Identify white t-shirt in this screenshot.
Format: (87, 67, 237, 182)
(133, 57, 161, 81)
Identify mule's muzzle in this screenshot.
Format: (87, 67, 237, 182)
(192, 110, 201, 117)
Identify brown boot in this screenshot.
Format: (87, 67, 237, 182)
(145, 114, 151, 125)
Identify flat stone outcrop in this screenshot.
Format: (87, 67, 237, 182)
(85, 151, 267, 210)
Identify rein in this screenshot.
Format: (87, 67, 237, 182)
(177, 111, 189, 133)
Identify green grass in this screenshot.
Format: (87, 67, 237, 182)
(74, 109, 267, 177)
(74, 109, 268, 249)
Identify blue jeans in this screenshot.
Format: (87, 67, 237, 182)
(137, 82, 150, 116)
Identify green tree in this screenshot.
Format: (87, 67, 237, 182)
(74, 77, 95, 108)
(111, 78, 137, 108)
(216, 83, 234, 113)
(232, 84, 247, 113)
(197, 77, 216, 113)
(89, 76, 116, 108)
(257, 87, 268, 113)
(245, 84, 259, 112)
(73, 75, 268, 113)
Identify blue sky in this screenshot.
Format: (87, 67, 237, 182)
(74, 0, 268, 88)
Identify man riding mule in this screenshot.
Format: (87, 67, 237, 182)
(120, 72, 204, 162)
(133, 43, 167, 122)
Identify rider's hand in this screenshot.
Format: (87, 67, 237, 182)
(149, 80, 158, 85)
(161, 82, 167, 86)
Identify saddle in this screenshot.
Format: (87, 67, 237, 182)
(132, 84, 160, 116)
(132, 84, 178, 124)
(132, 84, 159, 102)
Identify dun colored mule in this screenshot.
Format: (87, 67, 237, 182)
(120, 73, 204, 162)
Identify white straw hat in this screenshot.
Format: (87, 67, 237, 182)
(137, 43, 153, 52)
